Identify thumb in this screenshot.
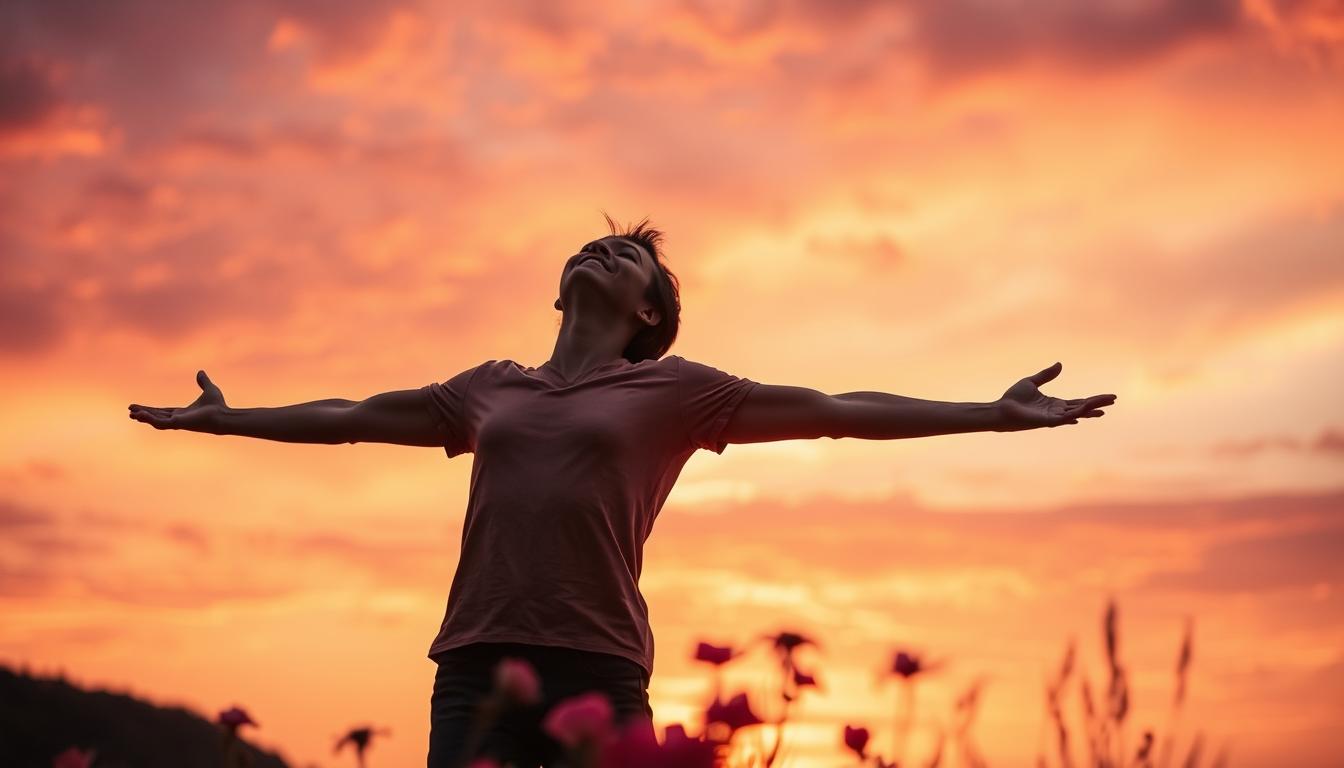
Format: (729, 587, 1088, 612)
(1029, 361, 1062, 386)
(197, 370, 214, 391)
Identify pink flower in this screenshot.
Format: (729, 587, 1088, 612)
(843, 725, 870, 757)
(598, 716, 660, 766)
(693, 641, 735, 666)
(52, 747, 96, 768)
(216, 706, 257, 733)
(599, 719, 716, 768)
(494, 657, 542, 705)
(543, 691, 614, 748)
(705, 691, 764, 733)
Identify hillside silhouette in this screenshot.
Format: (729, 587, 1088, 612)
(0, 663, 292, 768)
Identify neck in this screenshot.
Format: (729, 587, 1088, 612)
(546, 309, 635, 375)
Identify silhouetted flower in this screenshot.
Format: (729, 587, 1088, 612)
(766, 631, 816, 653)
(543, 691, 614, 749)
(705, 691, 764, 734)
(334, 726, 391, 766)
(217, 706, 257, 735)
(891, 650, 941, 679)
(843, 725, 870, 758)
(52, 747, 95, 768)
(494, 657, 542, 705)
(793, 667, 819, 689)
(658, 724, 717, 767)
(693, 641, 735, 666)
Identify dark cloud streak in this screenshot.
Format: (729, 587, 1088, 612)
(0, 58, 60, 134)
(907, 0, 1245, 82)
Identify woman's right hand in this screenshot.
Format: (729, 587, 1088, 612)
(128, 370, 229, 433)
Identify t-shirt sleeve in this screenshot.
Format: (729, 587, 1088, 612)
(420, 364, 483, 458)
(676, 356, 760, 454)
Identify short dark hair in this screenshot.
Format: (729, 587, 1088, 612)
(601, 211, 682, 363)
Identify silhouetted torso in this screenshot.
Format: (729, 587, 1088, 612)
(421, 355, 758, 677)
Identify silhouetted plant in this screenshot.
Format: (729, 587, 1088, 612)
(217, 706, 258, 768)
(880, 647, 945, 765)
(1035, 600, 1229, 768)
(333, 725, 391, 768)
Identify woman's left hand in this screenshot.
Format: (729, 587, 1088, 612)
(994, 362, 1116, 432)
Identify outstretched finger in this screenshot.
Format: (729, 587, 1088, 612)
(134, 410, 166, 427)
(1029, 362, 1062, 387)
(1065, 394, 1116, 409)
(1079, 395, 1116, 411)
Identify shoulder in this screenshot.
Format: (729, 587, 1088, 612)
(631, 354, 683, 380)
(439, 359, 506, 387)
(670, 356, 742, 378)
(474, 359, 528, 375)
(471, 359, 533, 384)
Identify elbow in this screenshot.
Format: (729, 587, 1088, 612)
(820, 398, 853, 440)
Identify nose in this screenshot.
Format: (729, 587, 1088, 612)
(579, 242, 613, 271)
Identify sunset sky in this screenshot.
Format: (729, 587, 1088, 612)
(2, 0, 1342, 766)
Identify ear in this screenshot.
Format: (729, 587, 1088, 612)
(637, 306, 661, 327)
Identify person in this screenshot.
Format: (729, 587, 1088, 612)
(128, 214, 1117, 767)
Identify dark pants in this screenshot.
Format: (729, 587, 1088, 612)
(426, 641, 653, 768)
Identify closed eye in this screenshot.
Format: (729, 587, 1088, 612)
(578, 241, 638, 264)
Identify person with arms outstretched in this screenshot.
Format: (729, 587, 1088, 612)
(129, 214, 1116, 767)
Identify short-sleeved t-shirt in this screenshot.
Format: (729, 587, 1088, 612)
(420, 354, 758, 677)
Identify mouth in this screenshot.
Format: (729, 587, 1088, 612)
(578, 256, 612, 274)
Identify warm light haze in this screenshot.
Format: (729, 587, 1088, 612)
(2, 0, 1341, 766)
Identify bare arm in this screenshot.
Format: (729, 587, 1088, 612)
(212, 398, 358, 444)
(718, 362, 1116, 444)
(129, 371, 449, 447)
(827, 391, 1003, 439)
(717, 384, 1003, 444)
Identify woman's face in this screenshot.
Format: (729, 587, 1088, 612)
(556, 235, 660, 324)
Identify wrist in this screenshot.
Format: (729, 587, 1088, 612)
(991, 398, 1042, 433)
(205, 405, 231, 435)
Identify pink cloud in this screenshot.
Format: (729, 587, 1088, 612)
(1142, 525, 1344, 593)
(649, 487, 1344, 596)
(1046, 204, 1344, 370)
(1210, 426, 1344, 459)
